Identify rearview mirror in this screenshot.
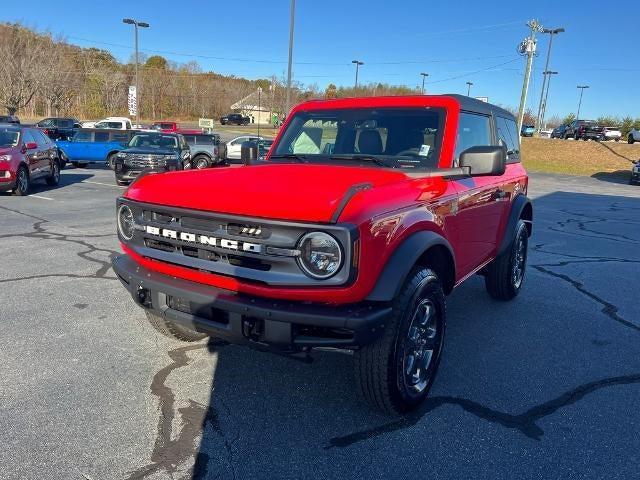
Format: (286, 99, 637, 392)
(240, 141, 258, 166)
(459, 145, 506, 176)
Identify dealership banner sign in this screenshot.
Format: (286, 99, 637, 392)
(128, 86, 137, 115)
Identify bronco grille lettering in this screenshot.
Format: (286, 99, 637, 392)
(145, 225, 262, 253)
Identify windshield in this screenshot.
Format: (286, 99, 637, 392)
(128, 133, 178, 149)
(272, 107, 444, 170)
(0, 128, 20, 147)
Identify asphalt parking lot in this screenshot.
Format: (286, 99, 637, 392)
(1, 167, 639, 480)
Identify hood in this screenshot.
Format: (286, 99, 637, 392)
(122, 146, 177, 155)
(124, 163, 410, 223)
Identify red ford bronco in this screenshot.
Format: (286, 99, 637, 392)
(113, 95, 532, 414)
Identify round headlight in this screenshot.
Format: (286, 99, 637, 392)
(117, 204, 135, 240)
(297, 232, 343, 279)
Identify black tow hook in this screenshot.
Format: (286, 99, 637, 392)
(137, 286, 152, 307)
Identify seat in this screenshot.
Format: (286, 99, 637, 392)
(357, 129, 383, 155)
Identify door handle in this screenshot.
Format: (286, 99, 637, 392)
(493, 189, 507, 200)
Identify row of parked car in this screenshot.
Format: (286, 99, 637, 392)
(0, 114, 276, 195)
(549, 120, 639, 142)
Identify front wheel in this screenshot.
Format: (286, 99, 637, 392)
(485, 219, 529, 300)
(193, 155, 210, 169)
(107, 153, 118, 170)
(13, 166, 30, 196)
(145, 311, 207, 342)
(354, 267, 445, 415)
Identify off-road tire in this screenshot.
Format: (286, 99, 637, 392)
(145, 310, 207, 342)
(45, 160, 60, 186)
(485, 219, 529, 300)
(354, 267, 446, 415)
(193, 155, 210, 169)
(107, 153, 118, 170)
(13, 166, 30, 196)
(629, 135, 635, 144)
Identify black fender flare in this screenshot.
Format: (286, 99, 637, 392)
(366, 231, 455, 302)
(497, 194, 532, 256)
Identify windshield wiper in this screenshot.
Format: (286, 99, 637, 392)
(269, 154, 309, 163)
(331, 155, 392, 168)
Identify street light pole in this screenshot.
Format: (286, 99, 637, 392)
(420, 72, 429, 94)
(576, 85, 589, 121)
(466, 81, 473, 96)
(535, 27, 565, 133)
(352, 60, 364, 89)
(123, 18, 149, 126)
(540, 70, 557, 131)
(285, 0, 295, 118)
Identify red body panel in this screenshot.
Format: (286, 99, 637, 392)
(122, 96, 528, 304)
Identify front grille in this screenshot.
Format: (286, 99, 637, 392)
(124, 154, 167, 168)
(120, 200, 354, 287)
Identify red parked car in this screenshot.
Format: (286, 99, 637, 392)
(113, 95, 532, 414)
(0, 124, 61, 195)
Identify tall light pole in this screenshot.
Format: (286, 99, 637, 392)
(123, 18, 149, 126)
(420, 72, 429, 94)
(284, 0, 295, 118)
(466, 81, 473, 96)
(576, 85, 589, 121)
(540, 70, 558, 131)
(535, 27, 565, 133)
(352, 60, 364, 89)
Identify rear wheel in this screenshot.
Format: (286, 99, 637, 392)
(13, 166, 30, 196)
(145, 311, 207, 342)
(45, 160, 60, 186)
(354, 267, 445, 415)
(485, 219, 529, 300)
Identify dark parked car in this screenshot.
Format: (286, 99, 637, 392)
(550, 124, 568, 139)
(183, 133, 222, 169)
(220, 113, 250, 126)
(0, 115, 20, 124)
(36, 117, 81, 141)
(564, 120, 604, 141)
(113, 132, 190, 185)
(0, 125, 60, 195)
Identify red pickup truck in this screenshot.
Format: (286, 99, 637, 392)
(113, 95, 532, 414)
(152, 121, 203, 135)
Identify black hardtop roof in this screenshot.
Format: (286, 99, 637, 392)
(444, 94, 516, 120)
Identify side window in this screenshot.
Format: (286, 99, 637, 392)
(38, 119, 54, 128)
(496, 116, 520, 163)
(74, 131, 92, 142)
(455, 112, 492, 161)
(110, 132, 129, 143)
(94, 131, 110, 142)
(230, 137, 245, 146)
(33, 129, 51, 147)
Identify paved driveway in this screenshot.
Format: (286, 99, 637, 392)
(0, 169, 638, 479)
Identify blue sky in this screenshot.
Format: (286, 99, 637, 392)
(3, 0, 637, 119)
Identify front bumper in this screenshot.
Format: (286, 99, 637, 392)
(112, 255, 391, 350)
(115, 160, 181, 183)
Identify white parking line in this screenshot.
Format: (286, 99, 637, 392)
(82, 180, 126, 189)
(30, 195, 54, 201)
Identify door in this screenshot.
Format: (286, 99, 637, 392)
(87, 130, 110, 161)
(21, 130, 41, 177)
(226, 137, 247, 159)
(450, 112, 508, 276)
(32, 129, 54, 175)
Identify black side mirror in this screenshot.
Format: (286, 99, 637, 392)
(459, 145, 506, 176)
(240, 141, 258, 166)
(219, 143, 228, 161)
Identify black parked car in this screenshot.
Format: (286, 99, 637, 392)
(0, 115, 20, 124)
(550, 124, 568, 139)
(36, 117, 81, 141)
(113, 132, 190, 186)
(220, 113, 250, 126)
(564, 120, 604, 141)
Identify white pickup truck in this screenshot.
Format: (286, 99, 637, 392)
(81, 117, 133, 130)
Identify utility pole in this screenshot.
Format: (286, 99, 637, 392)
(535, 27, 565, 133)
(257, 87, 262, 138)
(517, 19, 542, 136)
(352, 60, 364, 89)
(284, 0, 295, 119)
(540, 70, 558, 131)
(420, 72, 429, 94)
(576, 85, 589, 121)
(466, 81, 473, 97)
(123, 18, 149, 126)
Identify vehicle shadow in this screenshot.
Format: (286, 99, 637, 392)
(0, 172, 95, 196)
(591, 170, 633, 185)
